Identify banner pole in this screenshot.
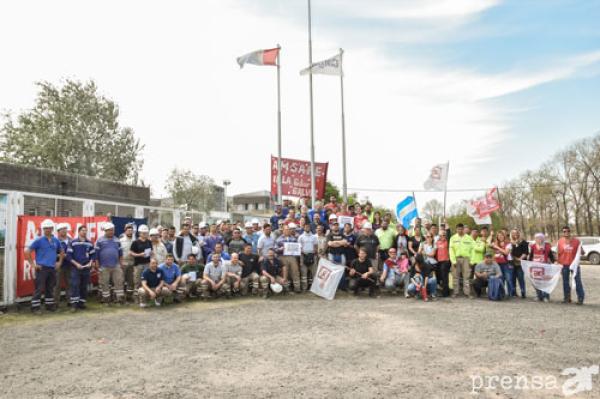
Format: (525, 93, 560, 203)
(276, 44, 283, 205)
(307, 0, 316, 207)
(443, 161, 449, 220)
(339, 48, 348, 203)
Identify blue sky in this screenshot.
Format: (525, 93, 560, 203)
(0, 0, 598, 210)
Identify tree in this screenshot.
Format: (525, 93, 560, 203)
(324, 180, 358, 204)
(0, 79, 144, 184)
(165, 168, 216, 213)
(421, 199, 443, 222)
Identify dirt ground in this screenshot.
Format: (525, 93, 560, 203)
(1, 265, 600, 399)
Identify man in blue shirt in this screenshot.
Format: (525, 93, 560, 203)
(25, 219, 64, 313)
(139, 258, 167, 307)
(54, 223, 72, 308)
(159, 254, 183, 303)
(95, 223, 124, 305)
(67, 225, 95, 311)
(207, 242, 231, 261)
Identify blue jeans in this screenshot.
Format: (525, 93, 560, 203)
(499, 263, 514, 297)
(328, 253, 346, 266)
(536, 289, 550, 301)
(561, 265, 585, 301)
(512, 264, 526, 297)
(407, 276, 437, 297)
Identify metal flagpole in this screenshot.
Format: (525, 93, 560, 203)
(276, 44, 283, 205)
(339, 48, 348, 203)
(443, 161, 450, 220)
(307, 0, 316, 207)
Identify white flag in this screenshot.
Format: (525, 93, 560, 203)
(466, 202, 492, 225)
(300, 54, 342, 76)
(423, 162, 449, 191)
(310, 258, 345, 300)
(522, 260, 563, 294)
(570, 244, 582, 287)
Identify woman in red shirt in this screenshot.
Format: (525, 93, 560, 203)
(435, 230, 451, 297)
(528, 233, 555, 302)
(491, 231, 513, 297)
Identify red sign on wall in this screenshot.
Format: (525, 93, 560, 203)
(16, 216, 109, 298)
(271, 156, 328, 200)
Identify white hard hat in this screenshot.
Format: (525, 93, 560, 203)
(216, 220, 223, 225)
(191, 246, 199, 255)
(329, 214, 338, 220)
(56, 222, 70, 231)
(362, 222, 373, 230)
(103, 222, 115, 231)
(288, 223, 297, 229)
(149, 228, 159, 236)
(270, 283, 283, 294)
(138, 225, 149, 233)
(41, 219, 55, 229)
(251, 218, 259, 224)
(244, 222, 253, 228)
(199, 222, 208, 228)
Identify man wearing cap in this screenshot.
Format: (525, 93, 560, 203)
(174, 223, 200, 264)
(259, 248, 288, 298)
(355, 222, 380, 273)
(227, 228, 247, 255)
(129, 225, 152, 301)
(257, 224, 275, 261)
(95, 223, 125, 304)
(473, 252, 503, 298)
(150, 228, 168, 265)
(275, 225, 301, 293)
(200, 253, 227, 299)
(160, 227, 174, 255)
(159, 254, 184, 303)
(298, 223, 318, 290)
(239, 244, 261, 295)
(26, 219, 64, 313)
(326, 218, 346, 266)
(66, 225, 95, 311)
(54, 223, 73, 308)
(139, 258, 169, 307)
(120, 224, 136, 302)
(243, 222, 260, 255)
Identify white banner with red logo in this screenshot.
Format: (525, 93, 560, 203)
(310, 258, 344, 300)
(521, 260, 563, 294)
(467, 187, 501, 224)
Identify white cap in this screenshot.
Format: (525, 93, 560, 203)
(149, 228, 159, 236)
(103, 222, 115, 231)
(362, 222, 372, 230)
(199, 222, 207, 228)
(329, 214, 338, 220)
(244, 222, 253, 228)
(56, 223, 70, 231)
(288, 223, 297, 229)
(41, 219, 55, 229)
(251, 218, 259, 224)
(138, 225, 149, 233)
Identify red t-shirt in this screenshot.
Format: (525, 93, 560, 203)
(531, 243, 551, 263)
(354, 215, 368, 230)
(435, 239, 449, 262)
(557, 237, 580, 266)
(494, 242, 510, 264)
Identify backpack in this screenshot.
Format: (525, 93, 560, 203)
(487, 276, 505, 301)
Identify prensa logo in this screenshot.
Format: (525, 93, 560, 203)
(471, 365, 599, 396)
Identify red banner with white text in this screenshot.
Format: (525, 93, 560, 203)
(16, 216, 109, 298)
(271, 156, 328, 200)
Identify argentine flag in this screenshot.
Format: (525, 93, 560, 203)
(396, 196, 418, 229)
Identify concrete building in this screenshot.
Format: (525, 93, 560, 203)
(232, 190, 272, 215)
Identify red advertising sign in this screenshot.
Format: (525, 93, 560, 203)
(16, 216, 109, 298)
(271, 156, 328, 200)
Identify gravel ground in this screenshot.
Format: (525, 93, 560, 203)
(1, 265, 599, 399)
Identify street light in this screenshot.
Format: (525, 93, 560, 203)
(223, 179, 231, 212)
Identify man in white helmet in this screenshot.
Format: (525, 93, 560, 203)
(53, 222, 73, 308)
(129, 224, 152, 302)
(95, 222, 125, 304)
(120, 224, 136, 301)
(25, 219, 64, 313)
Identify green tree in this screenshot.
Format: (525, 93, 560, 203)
(165, 168, 216, 213)
(324, 180, 358, 204)
(0, 79, 144, 184)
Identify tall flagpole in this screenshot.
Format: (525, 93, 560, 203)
(443, 161, 450, 220)
(307, 0, 316, 207)
(339, 48, 348, 203)
(276, 44, 283, 205)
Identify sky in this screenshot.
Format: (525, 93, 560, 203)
(0, 0, 599, 213)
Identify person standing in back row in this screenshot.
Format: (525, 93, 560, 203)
(449, 224, 474, 298)
(95, 223, 124, 305)
(557, 226, 585, 305)
(129, 225, 152, 302)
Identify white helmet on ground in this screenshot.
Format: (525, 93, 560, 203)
(41, 219, 55, 229)
(138, 225, 149, 233)
(270, 283, 283, 294)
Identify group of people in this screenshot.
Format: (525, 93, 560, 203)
(25, 196, 586, 313)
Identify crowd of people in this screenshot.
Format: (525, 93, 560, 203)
(25, 196, 586, 313)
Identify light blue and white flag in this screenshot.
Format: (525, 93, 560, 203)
(396, 196, 418, 229)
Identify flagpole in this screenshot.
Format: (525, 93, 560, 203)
(339, 48, 348, 203)
(276, 44, 283, 205)
(443, 161, 450, 220)
(307, 0, 316, 207)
